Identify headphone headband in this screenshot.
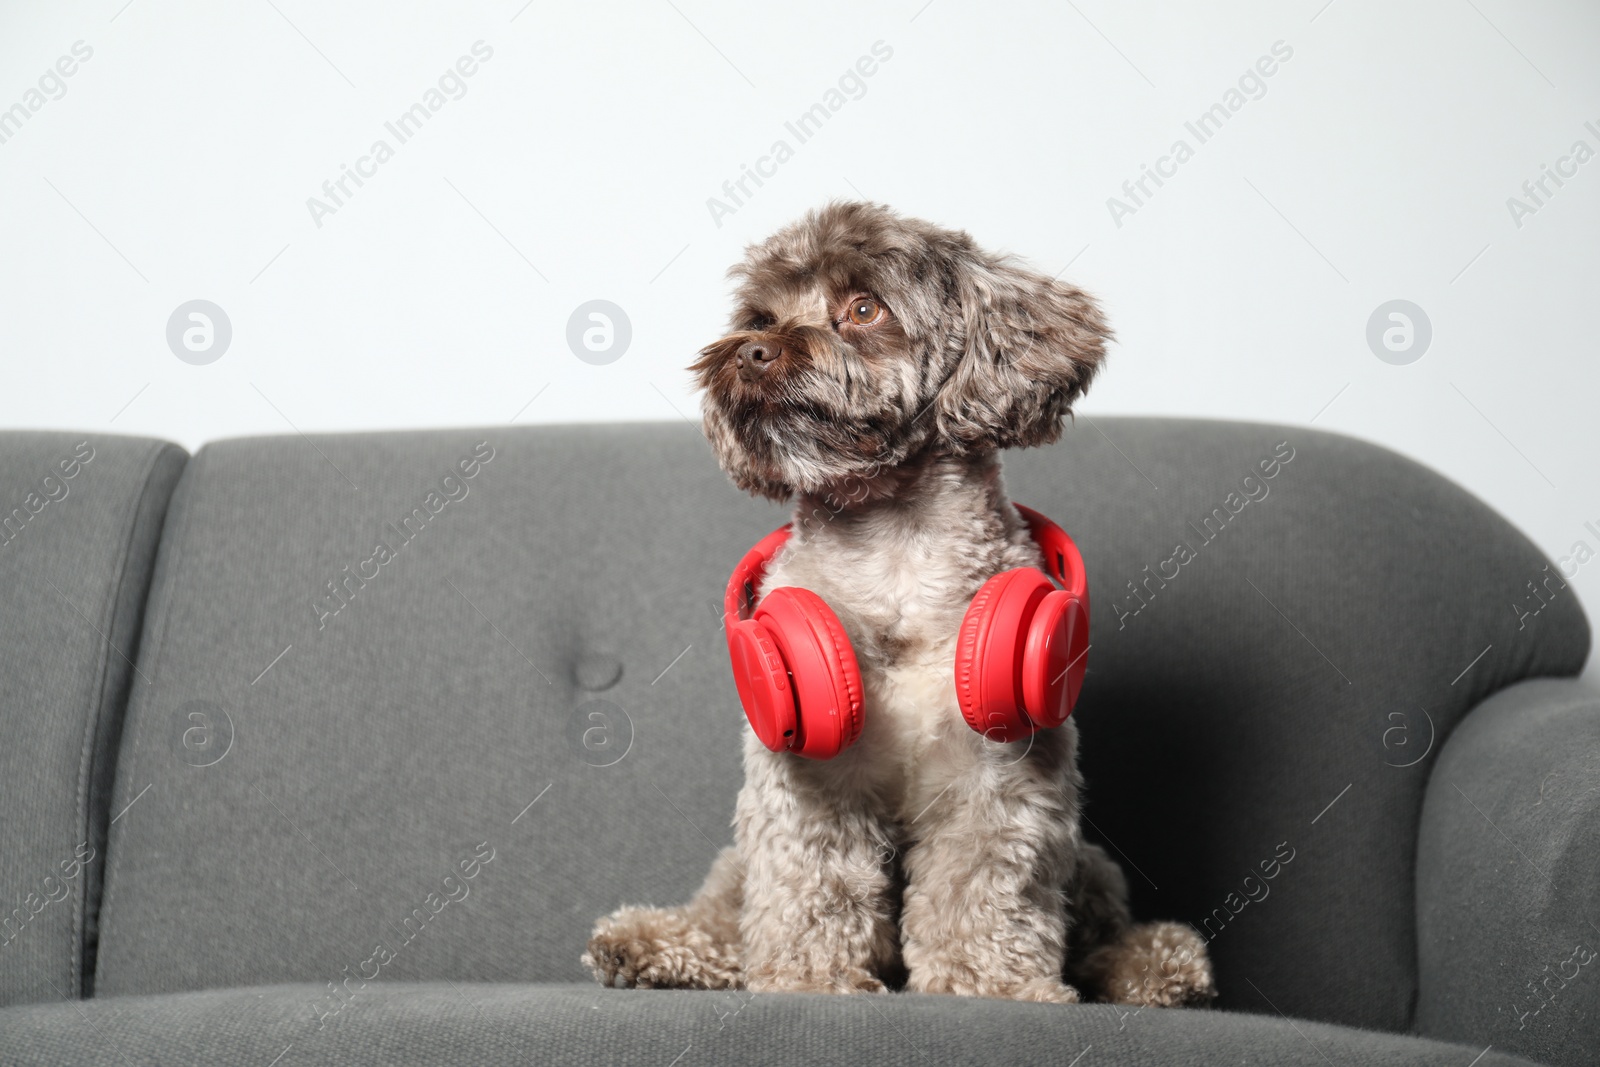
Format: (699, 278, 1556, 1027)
(724, 523, 793, 629)
(1014, 504, 1088, 603)
(724, 504, 1084, 628)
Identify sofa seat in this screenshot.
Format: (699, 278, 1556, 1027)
(0, 983, 1541, 1067)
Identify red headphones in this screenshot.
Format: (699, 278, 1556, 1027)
(723, 504, 1090, 759)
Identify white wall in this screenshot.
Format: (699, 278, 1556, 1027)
(1, 0, 1595, 677)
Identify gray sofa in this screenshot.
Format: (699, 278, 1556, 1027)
(0, 417, 1593, 1067)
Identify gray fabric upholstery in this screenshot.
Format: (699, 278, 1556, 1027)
(0, 433, 187, 1007)
(1001, 419, 1589, 1032)
(1416, 677, 1600, 1067)
(94, 425, 787, 1005)
(0, 983, 1545, 1066)
(88, 419, 1589, 1049)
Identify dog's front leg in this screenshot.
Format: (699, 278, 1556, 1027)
(735, 746, 897, 994)
(900, 753, 1082, 1004)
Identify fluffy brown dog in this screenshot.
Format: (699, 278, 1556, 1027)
(585, 201, 1214, 1006)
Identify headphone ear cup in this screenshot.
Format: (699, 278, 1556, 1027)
(1021, 591, 1088, 729)
(955, 569, 1053, 743)
(753, 588, 863, 759)
(728, 618, 797, 752)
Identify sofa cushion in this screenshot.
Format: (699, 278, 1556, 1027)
(94, 425, 786, 1004)
(91, 420, 1590, 1037)
(0, 433, 186, 1007)
(1002, 418, 1588, 1031)
(0, 983, 1544, 1066)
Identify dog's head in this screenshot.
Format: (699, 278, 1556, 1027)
(691, 201, 1111, 501)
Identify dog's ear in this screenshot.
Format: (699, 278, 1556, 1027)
(930, 250, 1110, 453)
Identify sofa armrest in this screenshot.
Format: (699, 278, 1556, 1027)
(0, 432, 186, 1007)
(1416, 677, 1600, 1067)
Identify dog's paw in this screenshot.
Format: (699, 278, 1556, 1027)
(907, 973, 1080, 1004)
(745, 966, 887, 995)
(1082, 921, 1215, 1007)
(1007, 977, 1082, 1005)
(584, 906, 741, 991)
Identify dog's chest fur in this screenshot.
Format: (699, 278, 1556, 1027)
(756, 453, 1051, 813)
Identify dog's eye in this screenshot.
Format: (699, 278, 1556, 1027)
(846, 299, 883, 326)
(744, 314, 774, 332)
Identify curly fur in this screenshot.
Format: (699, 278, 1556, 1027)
(585, 201, 1214, 1008)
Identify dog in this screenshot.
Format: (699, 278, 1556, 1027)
(584, 201, 1214, 1006)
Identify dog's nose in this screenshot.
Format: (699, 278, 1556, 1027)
(736, 340, 781, 381)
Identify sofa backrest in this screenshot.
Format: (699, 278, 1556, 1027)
(86, 419, 1588, 1034)
(92, 424, 785, 1006)
(0, 433, 186, 1007)
(1002, 418, 1587, 1030)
